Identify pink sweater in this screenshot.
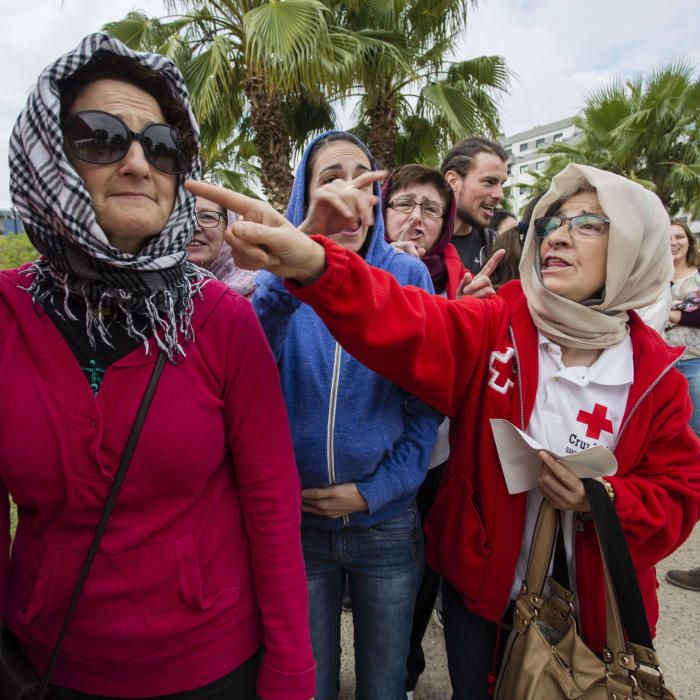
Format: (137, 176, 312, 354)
(0, 269, 315, 698)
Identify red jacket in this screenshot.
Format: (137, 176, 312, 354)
(291, 237, 700, 650)
(444, 242, 467, 300)
(0, 269, 315, 698)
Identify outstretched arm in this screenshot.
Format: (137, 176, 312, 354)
(186, 177, 379, 285)
(185, 180, 496, 416)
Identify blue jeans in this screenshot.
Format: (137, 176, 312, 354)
(677, 357, 700, 437)
(301, 506, 422, 700)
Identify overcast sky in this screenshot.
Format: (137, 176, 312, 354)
(2, 0, 699, 208)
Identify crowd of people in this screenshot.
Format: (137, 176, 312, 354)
(1, 32, 699, 700)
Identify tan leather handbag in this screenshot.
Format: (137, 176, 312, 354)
(495, 480, 675, 700)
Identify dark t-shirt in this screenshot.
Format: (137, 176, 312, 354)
(451, 226, 496, 275)
(49, 650, 262, 699)
(44, 300, 149, 395)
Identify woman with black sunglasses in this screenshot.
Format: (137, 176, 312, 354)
(1, 33, 314, 699)
(189, 162, 700, 699)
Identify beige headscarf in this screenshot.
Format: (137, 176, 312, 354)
(519, 164, 672, 349)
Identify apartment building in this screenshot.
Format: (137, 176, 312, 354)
(501, 117, 581, 214)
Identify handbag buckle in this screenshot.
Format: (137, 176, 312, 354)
(606, 668, 638, 699)
(633, 663, 667, 697)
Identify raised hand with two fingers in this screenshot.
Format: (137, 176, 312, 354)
(299, 170, 385, 236)
(456, 248, 506, 300)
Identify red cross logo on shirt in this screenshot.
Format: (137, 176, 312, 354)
(576, 403, 613, 440)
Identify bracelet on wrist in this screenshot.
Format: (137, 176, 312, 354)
(601, 478, 615, 503)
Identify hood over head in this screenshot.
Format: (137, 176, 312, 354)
(286, 130, 393, 265)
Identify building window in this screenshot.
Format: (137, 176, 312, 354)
(535, 138, 545, 148)
(552, 133, 563, 142)
(507, 165, 512, 175)
(519, 142, 528, 152)
(519, 164, 529, 174)
(535, 160, 546, 171)
(506, 147, 512, 157)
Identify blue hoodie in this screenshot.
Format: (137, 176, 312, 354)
(253, 131, 440, 529)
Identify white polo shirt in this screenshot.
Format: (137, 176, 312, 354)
(509, 332, 633, 600)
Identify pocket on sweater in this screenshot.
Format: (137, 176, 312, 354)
(425, 474, 491, 590)
(176, 533, 240, 610)
(14, 535, 240, 662)
(19, 546, 57, 626)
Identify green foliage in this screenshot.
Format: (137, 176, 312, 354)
(105, 9, 254, 184)
(105, 2, 398, 206)
(331, 0, 510, 167)
(104, 1, 510, 192)
(532, 60, 700, 217)
(0, 234, 37, 270)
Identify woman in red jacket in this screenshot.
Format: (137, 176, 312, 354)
(2, 33, 313, 699)
(188, 162, 700, 700)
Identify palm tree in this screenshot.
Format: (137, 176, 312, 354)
(329, 0, 510, 169)
(105, 1, 403, 210)
(106, 2, 508, 198)
(531, 60, 700, 217)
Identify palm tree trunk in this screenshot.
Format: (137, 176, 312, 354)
(366, 93, 398, 170)
(244, 73, 294, 212)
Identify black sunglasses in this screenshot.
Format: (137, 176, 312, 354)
(64, 110, 188, 174)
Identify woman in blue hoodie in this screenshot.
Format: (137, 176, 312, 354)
(253, 132, 440, 700)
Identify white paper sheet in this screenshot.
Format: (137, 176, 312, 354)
(489, 418, 618, 495)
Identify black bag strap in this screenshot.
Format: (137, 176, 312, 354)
(583, 479, 654, 649)
(36, 351, 167, 696)
(552, 511, 571, 591)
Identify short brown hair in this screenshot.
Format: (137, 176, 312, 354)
(385, 164, 452, 213)
(440, 137, 507, 177)
(671, 218, 700, 267)
(57, 51, 197, 165)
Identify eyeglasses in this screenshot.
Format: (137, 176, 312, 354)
(64, 110, 188, 175)
(387, 199, 444, 219)
(534, 214, 610, 240)
(196, 210, 226, 228)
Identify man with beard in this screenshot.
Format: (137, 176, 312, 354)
(440, 137, 508, 274)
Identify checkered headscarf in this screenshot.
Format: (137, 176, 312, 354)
(8, 32, 207, 359)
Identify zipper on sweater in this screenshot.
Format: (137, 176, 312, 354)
(326, 343, 349, 527)
(571, 358, 678, 634)
(508, 326, 525, 430)
(613, 359, 679, 450)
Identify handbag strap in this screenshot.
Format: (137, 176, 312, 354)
(552, 511, 570, 591)
(36, 351, 167, 696)
(522, 499, 558, 596)
(583, 479, 654, 649)
(525, 483, 654, 651)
